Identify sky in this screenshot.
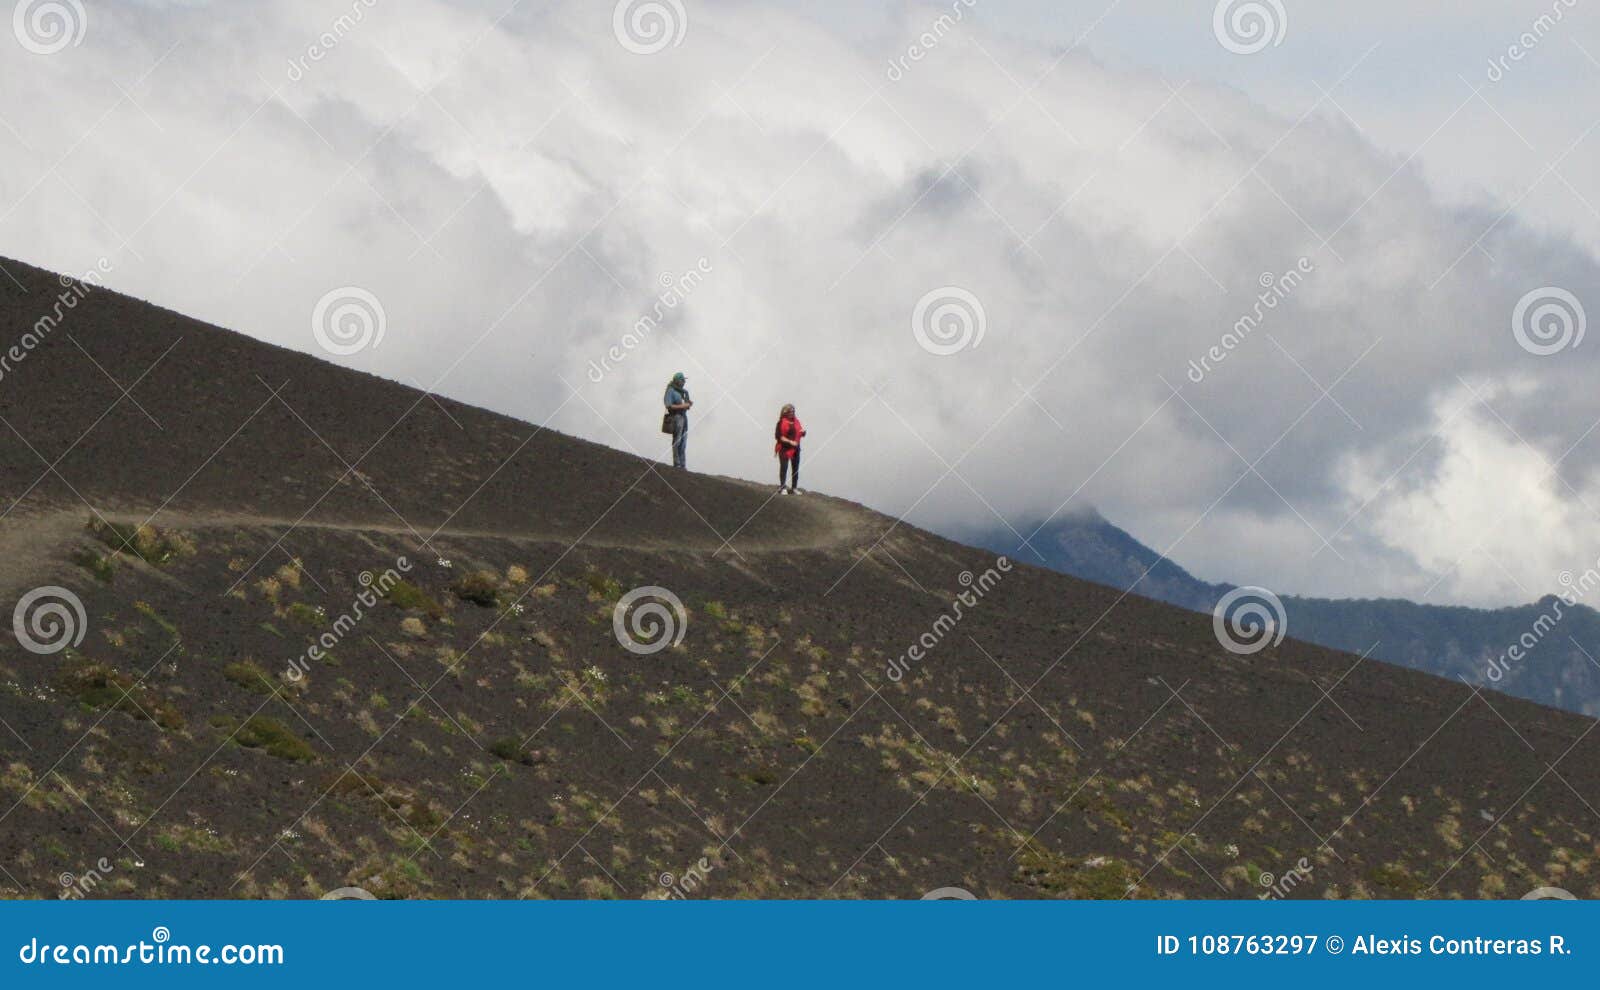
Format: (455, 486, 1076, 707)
(2, 0, 1600, 608)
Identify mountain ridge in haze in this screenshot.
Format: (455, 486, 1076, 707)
(960, 509, 1600, 717)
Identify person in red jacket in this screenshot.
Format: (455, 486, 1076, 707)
(774, 404, 805, 495)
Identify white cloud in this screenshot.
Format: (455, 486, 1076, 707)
(2, 0, 1599, 607)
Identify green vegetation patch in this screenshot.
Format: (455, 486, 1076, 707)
(231, 716, 317, 762)
(134, 601, 180, 640)
(223, 661, 278, 696)
(383, 580, 443, 617)
(57, 663, 183, 730)
(1369, 862, 1428, 895)
(452, 570, 502, 608)
(284, 603, 325, 627)
(87, 518, 194, 566)
(584, 571, 623, 601)
(488, 736, 542, 766)
(1014, 846, 1138, 899)
(328, 771, 445, 831)
(70, 548, 115, 583)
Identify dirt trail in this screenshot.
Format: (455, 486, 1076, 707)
(0, 495, 879, 598)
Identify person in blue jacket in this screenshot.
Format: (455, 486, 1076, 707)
(663, 372, 692, 469)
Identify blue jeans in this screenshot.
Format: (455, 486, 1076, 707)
(670, 414, 688, 468)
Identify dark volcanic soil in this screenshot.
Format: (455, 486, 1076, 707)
(0, 256, 1597, 900)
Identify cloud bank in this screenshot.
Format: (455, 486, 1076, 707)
(2, 0, 1598, 607)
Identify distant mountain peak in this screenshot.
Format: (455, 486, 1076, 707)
(954, 507, 1600, 718)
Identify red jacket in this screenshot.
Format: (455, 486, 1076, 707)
(775, 415, 805, 459)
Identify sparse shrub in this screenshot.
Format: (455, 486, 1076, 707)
(506, 565, 529, 585)
(257, 577, 282, 603)
(87, 518, 193, 565)
(1369, 863, 1426, 894)
(233, 716, 317, 762)
(223, 661, 276, 696)
(488, 736, 542, 765)
(70, 548, 114, 583)
(452, 570, 502, 608)
(1014, 846, 1137, 898)
(400, 617, 427, 639)
(133, 601, 179, 639)
(285, 603, 325, 627)
(57, 664, 183, 730)
(384, 580, 442, 617)
(329, 771, 444, 831)
(584, 571, 622, 600)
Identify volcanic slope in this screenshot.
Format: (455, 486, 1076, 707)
(0, 256, 1596, 900)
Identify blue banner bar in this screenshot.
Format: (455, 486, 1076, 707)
(0, 900, 1590, 987)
